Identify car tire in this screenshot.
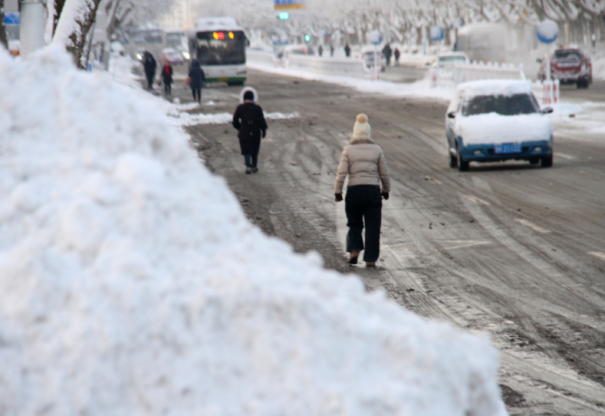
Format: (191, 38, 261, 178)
(457, 145, 469, 172)
(541, 154, 553, 168)
(449, 153, 458, 168)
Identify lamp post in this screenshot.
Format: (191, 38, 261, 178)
(19, 0, 45, 57)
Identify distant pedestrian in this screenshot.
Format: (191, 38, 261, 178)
(382, 43, 392, 67)
(330, 45, 334, 57)
(394, 48, 401, 66)
(592, 33, 597, 49)
(318, 45, 323, 57)
(232, 88, 268, 175)
(188, 59, 205, 103)
(334, 114, 390, 267)
(161, 62, 173, 95)
(344, 43, 351, 57)
(142, 51, 157, 90)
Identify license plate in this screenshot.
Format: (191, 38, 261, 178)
(494, 143, 521, 154)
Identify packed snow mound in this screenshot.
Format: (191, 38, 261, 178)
(457, 113, 553, 145)
(0, 46, 508, 416)
(457, 80, 534, 98)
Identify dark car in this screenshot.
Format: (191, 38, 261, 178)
(538, 47, 592, 89)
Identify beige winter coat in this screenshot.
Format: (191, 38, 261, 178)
(334, 137, 390, 194)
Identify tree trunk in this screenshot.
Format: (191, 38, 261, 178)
(52, 0, 103, 68)
(0, 0, 8, 49)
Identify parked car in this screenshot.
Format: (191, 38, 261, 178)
(284, 44, 315, 57)
(537, 47, 592, 88)
(445, 80, 554, 171)
(430, 52, 470, 68)
(159, 48, 185, 65)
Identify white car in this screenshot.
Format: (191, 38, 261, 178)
(445, 80, 554, 171)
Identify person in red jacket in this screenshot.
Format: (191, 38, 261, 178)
(160, 63, 173, 96)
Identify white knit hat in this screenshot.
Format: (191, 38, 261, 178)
(352, 113, 371, 139)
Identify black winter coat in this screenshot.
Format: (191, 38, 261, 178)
(188, 66, 205, 89)
(143, 55, 156, 78)
(232, 102, 268, 155)
(161, 65, 173, 84)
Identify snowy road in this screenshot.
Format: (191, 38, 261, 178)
(165, 68, 605, 415)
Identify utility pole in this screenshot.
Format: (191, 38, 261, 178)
(20, 0, 45, 57)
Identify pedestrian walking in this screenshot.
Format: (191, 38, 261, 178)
(143, 51, 157, 90)
(334, 114, 390, 267)
(394, 47, 401, 66)
(344, 43, 351, 58)
(330, 44, 334, 57)
(318, 45, 323, 57)
(382, 43, 392, 67)
(188, 59, 205, 103)
(160, 62, 173, 96)
(232, 88, 268, 175)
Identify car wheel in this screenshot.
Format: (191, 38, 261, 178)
(541, 154, 553, 168)
(449, 152, 458, 168)
(457, 145, 469, 172)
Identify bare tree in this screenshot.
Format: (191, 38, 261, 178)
(0, 0, 8, 49)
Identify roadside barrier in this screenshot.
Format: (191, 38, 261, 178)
(431, 61, 526, 88)
(541, 79, 560, 105)
(247, 50, 376, 80)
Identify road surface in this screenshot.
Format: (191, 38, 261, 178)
(160, 67, 605, 415)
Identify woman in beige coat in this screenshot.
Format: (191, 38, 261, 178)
(334, 114, 390, 267)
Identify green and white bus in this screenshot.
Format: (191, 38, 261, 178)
(188, 17, 247, 86)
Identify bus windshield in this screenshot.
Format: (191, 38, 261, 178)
(195, 31, 245, 65)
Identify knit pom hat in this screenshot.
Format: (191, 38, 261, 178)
(352, 113, 371, 139)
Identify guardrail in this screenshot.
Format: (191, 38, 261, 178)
(432, 61, 526, 88)
(247, 50, 376, 80)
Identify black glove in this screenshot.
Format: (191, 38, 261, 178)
(335, 193, 343, 202)
(381, 192, 389, 200)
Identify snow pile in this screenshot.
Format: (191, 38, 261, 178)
(457, 79, 533, 99)
(167, 111, 299, 127)
(0, 46, 508, 416)
(457, 113, 553, 145)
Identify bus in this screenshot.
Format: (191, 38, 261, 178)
(188, 17, 247, 86)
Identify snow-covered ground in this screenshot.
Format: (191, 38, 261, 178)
(0, 47, 510, 415)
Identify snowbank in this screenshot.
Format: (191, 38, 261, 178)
(457, 113, 553, 145)
(593, 56, 605, 81)
(0, 46, 508, 416)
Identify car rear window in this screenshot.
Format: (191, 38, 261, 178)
(553, 50, 581, 61)
(462, 93, 539, 116)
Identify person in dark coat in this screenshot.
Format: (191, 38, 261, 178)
(344, 43, 351, 57)
(382, 43, 392, 67)
(188, 59, 205, 103)
(394, 47, 401, 66)
(318, 45, 323, 57)
(143, 52, 157, 90)
(330, 45, 334, 57)
(232, 90, 268, 174)
(160, 62, 173, 95)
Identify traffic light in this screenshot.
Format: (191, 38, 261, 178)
(304, 34, 311, 42)
(278, 12, 289, 20)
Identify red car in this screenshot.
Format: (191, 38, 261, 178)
(538, 47, 592, 89)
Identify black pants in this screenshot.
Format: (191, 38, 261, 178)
(345, 185, 382, 262)
(164, 82, 171, 95)
(146, 75, 154, 89)
(192, 88, 201, 102)
(244, 154, 258, 168)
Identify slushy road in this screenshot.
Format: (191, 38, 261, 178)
(166, 67, 605, 415)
